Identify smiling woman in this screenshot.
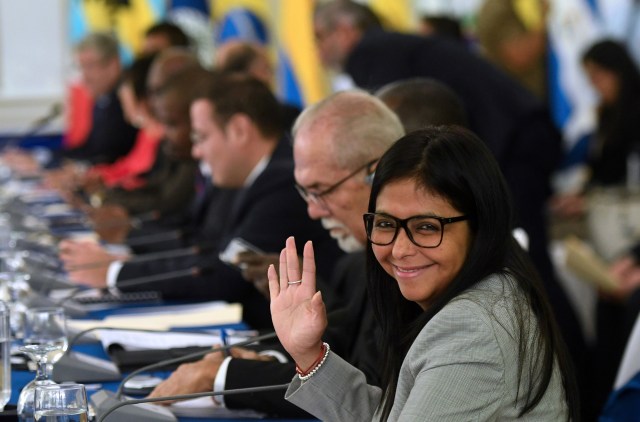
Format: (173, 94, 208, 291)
(268, 126, 579, 421)
(366, 181, 471, 310)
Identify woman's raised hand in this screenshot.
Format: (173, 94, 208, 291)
(268, 236, 327, 370)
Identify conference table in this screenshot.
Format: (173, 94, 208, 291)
(8, 301, 316, 421)
(0, 165, 317, 421)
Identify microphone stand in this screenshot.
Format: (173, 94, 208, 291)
(116, 332, 277, 398)
(3, 103, 62, 149)
(91, 332, 279, 422)
(97, 384, 290, 422)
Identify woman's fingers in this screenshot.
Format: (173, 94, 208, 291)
(278, 248, 288, 291)
(267, 264, 279, 301)
(268, 238, 315, 298)
(310, 290, 325, 318)
(301, 241, 316, 293)
(285, 237, 301, 284)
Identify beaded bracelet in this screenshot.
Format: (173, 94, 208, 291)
(295, 343, 326, 376)
(296, 342, 330, 382)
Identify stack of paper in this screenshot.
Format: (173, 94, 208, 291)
(68, 302, 242, 332)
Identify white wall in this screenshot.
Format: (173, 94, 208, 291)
(0, 0, 67, 134)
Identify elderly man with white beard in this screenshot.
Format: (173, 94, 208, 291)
(148, 90, 404, 417)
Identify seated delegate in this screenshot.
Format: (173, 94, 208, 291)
(268, 127, 579, 421)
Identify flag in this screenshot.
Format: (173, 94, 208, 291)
(69, 0, 165, 63)
(167, 0, 215, 66)
(546, 0, 601, 166)
(366, 0, 415, 31)
(212, 0, 270, 43)
(274, 0, 327, 107)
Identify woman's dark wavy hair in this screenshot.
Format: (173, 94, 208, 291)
(582, 40, 640, 183)
(583, 39, 640, 108)
(366, 127, 578, 420)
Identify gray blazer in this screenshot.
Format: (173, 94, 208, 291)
(285, 274, 568, 421)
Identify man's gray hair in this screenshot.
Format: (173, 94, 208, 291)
(314, 0, 382, 32)
(75, 32, 120, 61)
(293, 90, 404, 169)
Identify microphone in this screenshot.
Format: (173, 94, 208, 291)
(53, 326, 219, 383)
(91, 332, 279, 421)
(124, 229, 186, 247)
(25, 269, 75, 293)
(125, 243, 214, 264)
(64, 243, 214, 271)
(22, 289, 87, 318)
(4, 103, 63, 148)
(93, 384, 289, 422)
(50, 210, 160, 235)
(88, 210, 159, 232)
(54, 263, 216, 310)
(110, 265, 213, 290)
(21, 250, 64, 272)
(24, 103, 62, 137)
(33, 103, 63, 128)
(116, 332, 277, 398)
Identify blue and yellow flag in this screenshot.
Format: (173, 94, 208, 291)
(69, 0, 165, 63)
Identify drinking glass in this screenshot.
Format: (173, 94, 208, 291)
(17, 307, 68, 421)
(34, 384, 88, 422)
(0, 301, 10, 411)
(0, 272, 30, 339)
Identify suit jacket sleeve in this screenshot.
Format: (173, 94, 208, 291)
(284, 301, 505, 422)
(223, 359, 314, 418)
(103, 158, 197, 216)
(285, 352, 382, 422)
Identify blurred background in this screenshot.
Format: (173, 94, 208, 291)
(1, 0, 639, 166)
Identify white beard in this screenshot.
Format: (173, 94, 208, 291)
(321, 218, 364, 253)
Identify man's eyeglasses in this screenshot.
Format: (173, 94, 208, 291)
(363, 212, 469, 248)
(296, 159, 378, 208)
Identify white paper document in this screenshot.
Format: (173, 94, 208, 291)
(97, 330, 223, 351)
(67, 302, 242, 332)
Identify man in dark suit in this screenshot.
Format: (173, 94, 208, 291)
(147, 90, 405, 417)
(86, 49, 205, 245)
(59, 73, 342, 329)
(64, 32, 137, 164)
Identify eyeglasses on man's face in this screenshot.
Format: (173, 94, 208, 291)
(295, 159, 378, 209)
(363, 212, 469, 248)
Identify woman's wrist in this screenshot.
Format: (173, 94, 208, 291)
(296, 343, 330, 381)
(293, 342, 325, 373)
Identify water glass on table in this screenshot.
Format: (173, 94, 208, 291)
(34, 384, 88, 422)
(0, 300, 10, 411)
(17, 307, 68, 421)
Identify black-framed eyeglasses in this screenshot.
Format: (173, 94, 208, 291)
(363, 212, 469, 248)
(295, 159, 378, 209)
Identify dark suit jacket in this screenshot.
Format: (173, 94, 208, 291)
(124, 177, 238, 255)
(116, 138, 343, 328)
(223, 252, 380, 418)
(346, 30, 559, 267)
(63, 89, 138, 164)
(103, 142, 199, 216)
(345, 30, 587, 373)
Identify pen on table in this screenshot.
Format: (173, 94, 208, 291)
(221, 329, 230, 358)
